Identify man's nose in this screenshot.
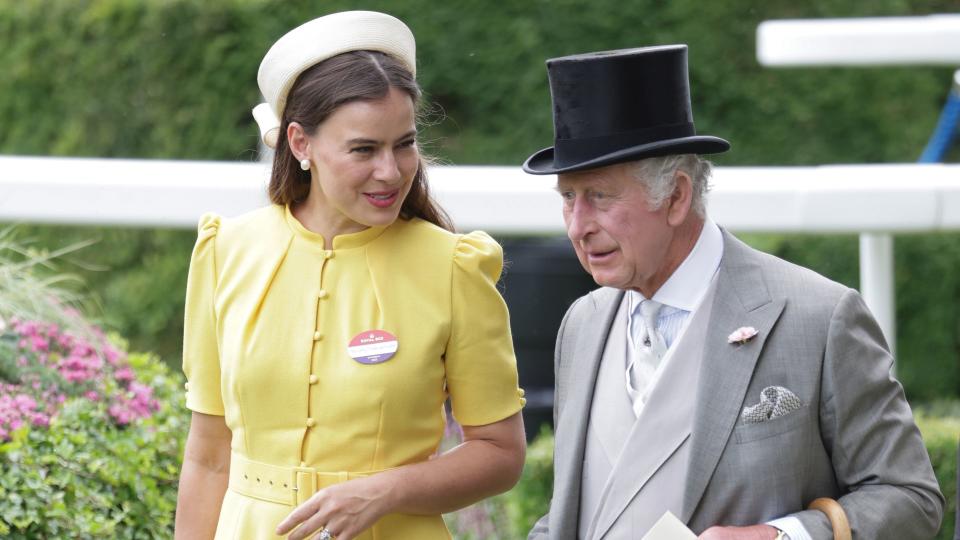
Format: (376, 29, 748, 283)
(565, 199, 596, 240)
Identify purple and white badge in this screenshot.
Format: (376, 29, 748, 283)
(347, 330, 398, 365)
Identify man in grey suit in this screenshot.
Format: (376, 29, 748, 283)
(523, 45, 944, 539)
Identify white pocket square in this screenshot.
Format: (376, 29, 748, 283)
(741, 385, 802, 424)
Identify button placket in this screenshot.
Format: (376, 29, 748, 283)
(303, 249, 332, 455)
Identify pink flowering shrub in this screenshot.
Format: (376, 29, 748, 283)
(0, 314, 187, 538)
(0, 318, 158, 440)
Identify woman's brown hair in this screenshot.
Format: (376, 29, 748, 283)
(268, 51, 453, 232)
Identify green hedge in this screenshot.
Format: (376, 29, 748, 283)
(3, 0, 956, 163)
(2, 0, 959, 399)
(916, 403, 960, 540)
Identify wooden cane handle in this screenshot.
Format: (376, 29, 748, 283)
(807, 497, 852, 540)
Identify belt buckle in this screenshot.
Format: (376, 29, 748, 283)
(293, 465, 317, 507)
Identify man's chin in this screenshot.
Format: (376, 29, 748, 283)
(588, 271, 625, 289)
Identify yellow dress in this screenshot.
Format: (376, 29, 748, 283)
(182, 205, 524, 540)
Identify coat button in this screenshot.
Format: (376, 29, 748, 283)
(306, 418, 316, 428)
(313, 332, 323, 341)
(318, 290, 328, 299)
(309, 374, 319, 384)
(324, 251, 335, 260)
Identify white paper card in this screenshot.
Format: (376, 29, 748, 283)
(641, 511, 697, 540)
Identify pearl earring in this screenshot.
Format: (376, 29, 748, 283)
(300, 158, 311, 171)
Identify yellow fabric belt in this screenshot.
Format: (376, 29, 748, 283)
(228, 453, 390, 507)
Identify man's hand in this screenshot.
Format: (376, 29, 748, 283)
(698, 524, 780, 540)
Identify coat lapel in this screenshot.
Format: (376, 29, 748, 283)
(681, 231, 785, 522)
(552, 288, 623, 538)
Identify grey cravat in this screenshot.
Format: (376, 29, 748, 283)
(626, 299, 666, 416)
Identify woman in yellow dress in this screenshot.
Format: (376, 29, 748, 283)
(174, 11, 526, 540)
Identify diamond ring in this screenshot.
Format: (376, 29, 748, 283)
(318, 528, 334, 540)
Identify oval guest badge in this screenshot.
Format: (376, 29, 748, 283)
(348, 330, 398, 365)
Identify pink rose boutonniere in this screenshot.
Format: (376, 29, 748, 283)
(727, 326, 758, 345)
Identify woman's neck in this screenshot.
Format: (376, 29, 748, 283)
(291, 196, 367, 249)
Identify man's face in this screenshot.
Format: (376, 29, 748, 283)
(557, 162, 675, 294)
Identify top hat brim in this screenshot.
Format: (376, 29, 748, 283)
(522, 135, 730, 175)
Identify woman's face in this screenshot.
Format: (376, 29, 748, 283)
(301, 87, 419, 236)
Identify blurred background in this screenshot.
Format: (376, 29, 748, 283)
(1, 0, 959, 537)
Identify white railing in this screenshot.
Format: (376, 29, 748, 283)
(3, 156, 960, 231)
(3, 155, 960, 356)
(757, 14, 960, 66)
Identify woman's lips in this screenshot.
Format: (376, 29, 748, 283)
(364, 190, 399, 208)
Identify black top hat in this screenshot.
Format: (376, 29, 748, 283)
(523, 45, 729, 175)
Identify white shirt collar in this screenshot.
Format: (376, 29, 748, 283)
(628, 218, 723, 313)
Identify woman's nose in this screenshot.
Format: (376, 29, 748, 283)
(374, 150, 402, 183)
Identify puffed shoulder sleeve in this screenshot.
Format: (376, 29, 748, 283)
(182, 213, 225, 416)
(446, 231, 525, 426)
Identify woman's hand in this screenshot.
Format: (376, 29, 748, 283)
(275, 412, 525, 539)
(275, 475, 393, 540)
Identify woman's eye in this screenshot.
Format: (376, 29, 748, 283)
(350, 146, 374, 154)
(397, 139, 416, 149)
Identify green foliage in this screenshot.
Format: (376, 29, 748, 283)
(1, 0, 959, 397)
(0, 352, 189, 538)
(915, 403, 960, 540)
(446, 424, 554, 539)
(0, 223, 196, 367)
(495, 423, 554, 536)
(894, 236, 960, 401)
(0, 229, 190, 537)
(0, 226, 99, 337)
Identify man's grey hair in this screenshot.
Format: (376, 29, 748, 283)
(628, 154, 713, 218)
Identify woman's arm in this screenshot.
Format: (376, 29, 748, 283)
(276, 411, 526, 540)
(174, 412, 232, 539)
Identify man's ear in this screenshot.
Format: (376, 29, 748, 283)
(286, 122, 310, 161)
(666, 170, 694, 227)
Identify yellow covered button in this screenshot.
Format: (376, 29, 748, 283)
(306, 418, 317, 428)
